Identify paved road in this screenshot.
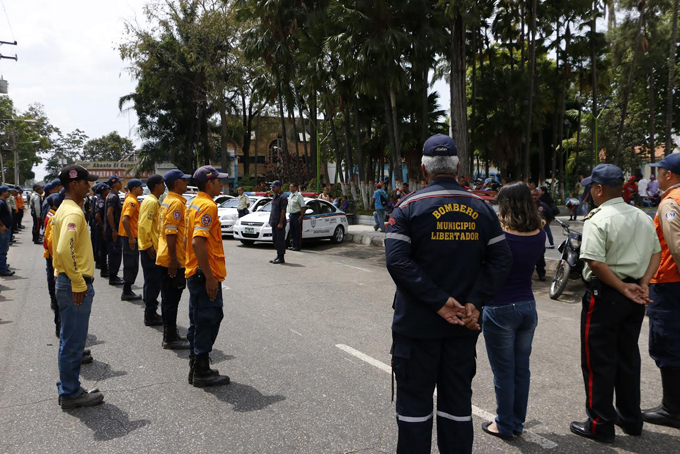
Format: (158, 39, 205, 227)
(0, 227, 678, 453)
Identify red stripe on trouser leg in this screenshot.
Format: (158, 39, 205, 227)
(584, 294, 597, 434)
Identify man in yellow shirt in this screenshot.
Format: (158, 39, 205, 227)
(119, 179, 143, 301)
(138, 175, 164, 327)
(156, 169, 191, 351)
(51, 165, 103, 409)
(185, 166, 230, 387)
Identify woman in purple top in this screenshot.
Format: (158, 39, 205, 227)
(482, 182, 545, 439)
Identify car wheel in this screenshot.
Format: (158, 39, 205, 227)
(240, 240, 255, 246)
(330, 226, 345, 244)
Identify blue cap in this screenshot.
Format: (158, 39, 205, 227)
(127, 178, 143, 190)
(193, 165, 228, 183)
(581, 164, 625, 187)
(650, 153, 680, 175)
(423, 134, 458, 157)
(46, 192, 62, 209)
(0, 185, 8, 193)
(96, 183, 110, 194)
(50, 179, 62, 189)
(146, 174, 164, 190)
(164, 169, 192, 185)
(107, 175, 121, 185)
(271, 180, 282, 188)
(43, 182, 53, 192)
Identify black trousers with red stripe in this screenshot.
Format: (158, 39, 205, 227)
(580, 281, 646, 436)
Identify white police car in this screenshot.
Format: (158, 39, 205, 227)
(219, 196, 271, 235)
(233, 198, 348, 245)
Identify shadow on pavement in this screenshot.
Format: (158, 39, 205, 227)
(80, 359, 127, 382)
(85, 334, 105, 347)
(210, 348, 235, 364)
(0, 319, 12, 324)
(204, 381, 285, 412)
(0, 295, 9, 302)
(67, 402, 150, 441)
(281, 263, 305, 268)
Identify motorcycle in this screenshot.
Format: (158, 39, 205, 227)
(549, 219, 584, 300)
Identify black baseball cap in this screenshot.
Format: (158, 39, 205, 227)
(107, 175, 122, 185)
(193, 165, 228, 183)
(164, 169, 192, 185)
(650, 153, 680, 174)
(146, 174, 165, 190)
(127, 178, 143, 190)
(581, 164, 625, 187)
(96, 183, 110, 195)
(58, 165, 99, 186)
(423, 134, 458, 157)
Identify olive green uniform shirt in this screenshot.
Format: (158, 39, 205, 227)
(580, 197, 661, 282)
(288, 191, 305, 214)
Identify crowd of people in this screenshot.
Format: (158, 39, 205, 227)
(0, 185, 30, 276)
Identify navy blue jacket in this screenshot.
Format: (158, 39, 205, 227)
(105, 192, 122, 239)
(386, 177, 513, 339)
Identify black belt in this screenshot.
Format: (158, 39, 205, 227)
(290, 211, 301, 215)
(59, 273, 94, 284)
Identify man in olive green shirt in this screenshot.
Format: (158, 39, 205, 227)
(236, 187, 250, 218)
(288, 183, 306, 251)
(570, 164, 661, 443)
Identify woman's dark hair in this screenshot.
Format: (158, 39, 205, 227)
(497, 182, 543, 232)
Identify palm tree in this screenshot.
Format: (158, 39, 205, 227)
(666, 0, 679, 155)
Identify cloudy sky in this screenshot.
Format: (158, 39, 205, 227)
(1, 0, 451, 181)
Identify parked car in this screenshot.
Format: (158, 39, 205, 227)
(219, 196, 271, 235)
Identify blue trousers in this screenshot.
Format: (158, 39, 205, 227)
(544, 223, 554, 246)
(649, 282, 680, 370)
(107, 236, 122, 279)
(391, 333, 478, 454)
(187, 272, 224, 356)
(55, 274, 94, 399)
(160, 267, 185, 328)
(46, 258, 59, 328)
(0, 229, 9, 271)
(482, 301, 538, 437)
(122, 238, 139, 286)
(374, 209, 386, 232)
(140, 250, 161, 313)
(289, 213, 301, 249)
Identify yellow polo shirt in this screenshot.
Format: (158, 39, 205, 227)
(51, 199, 94, 292)
(185, 192, 226, 281)
(118, 193, 140, 238)
(138, 193, 160, 251)
(156, 191, 187, 268)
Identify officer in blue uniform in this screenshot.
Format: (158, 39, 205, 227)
(105, 176, 124, 286)
(89, 184, 100, 268)
(386, 134, 513, 454)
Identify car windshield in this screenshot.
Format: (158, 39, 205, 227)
(259, 202, 272, 212)
(219, 198, 240, 208)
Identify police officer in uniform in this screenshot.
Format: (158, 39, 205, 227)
(105, 176, 124, 286)
(89, 184, 100, 268)
(94, 183, 110, 277)
(185, 166, 230, 387)
(43, 192, 64, 337)
(51, 165, 103, 409)
(269, 180, 287, 264)
(571, 164, 661, 443)
(288, 183, 306, 251)
(643, 153, 680, 428)
(119, 179, 143, 301)
(386, 134, 512, 454)
(138, 175, 165, 327)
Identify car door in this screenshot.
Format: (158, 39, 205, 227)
(317, 200, 337, 236)
(301, 200, 321, 238)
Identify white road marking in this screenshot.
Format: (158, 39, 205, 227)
(290, 329, 303, 337)
(336, 263, 374, 273)
(335, 344, 558, 450)
(222, 284, 230, 290)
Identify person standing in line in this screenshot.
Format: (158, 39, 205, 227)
(236, 186, 250, 218)
(288, 183, 306, 252)
(41, 179, 62, 227)
(185, 166, 230, 387)
(480, 183, 545, 439)
(43, 193, 64, 337)
(643, 153, 680, 429)
(7, 188, 17, 243)
(531, 189, 553, 281)
(138, 175, 165, 327)
(30, 184, 44, 244)
(570, 164, 661, 443)
(15, 187, 25, 230)
(0, 186, 14, 276)
(156, 169, 191, 351)
(119, 179, 143, 301)
(51, 165, 103, 409)
(269, 180, 287, 264)
(94, 184, 110, 277)
(386, 134, 512, 454)
(372, 182, 388, 232)
(105, 176, 124, 286)
(88, 184, 100, 269)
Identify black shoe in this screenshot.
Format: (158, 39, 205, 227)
(81, 354, 93, 365)
(271, 257, 285, 264)
(192, 355, 230, 388)
(144, 311, 163, 326)
(55, 322, 60, 338)
(614, 417, 642, 435)
(642, 369, 680, 428)
(481, 421, 513, 440)
(121, 290, 141, 301)
(83, 349, 91, 356)
(570, 421, 614, 443)
(642, 406, 680, 429)
(60, 387, 104, 409)
(0, 270, 15, 276)
(100, 270, 109, 278)
(290, 247, 300, 251)
(546, 245, 555, 249)
(109, 277, 124, 286)
(162, 326, 190, 350)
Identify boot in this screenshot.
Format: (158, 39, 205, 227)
(121, 284, 142, 301)
(144, 311, 163, 326)
(643, 368, 680, 428)
(162, 325, 190, 350)
(192, 354, 230, 388)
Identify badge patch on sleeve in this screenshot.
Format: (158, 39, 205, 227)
(666, 211, 677, 221)
(67, 222, 76, 231)
(131, 203, 136, 207)
(201, 214, 212, 226)
(173, 210, 181, 220)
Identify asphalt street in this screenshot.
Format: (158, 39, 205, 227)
(0, 226, 679, 453)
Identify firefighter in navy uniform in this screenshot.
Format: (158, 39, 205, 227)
(386, 134, 512, 454)
(94, 183, 110, 277)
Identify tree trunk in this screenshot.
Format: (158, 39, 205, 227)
(666, 0, 679, 156)
(550, 22, 561, 193)
(254, 108, 262, 180)
(242, 93, 254, 177)
(277, 84, 291, 180)
(614, 5, 645, 164)
(591, 3, 599, 170)
(219, 100, 229, 177)
(353, 99, 368, 209)
(297, 94, 311, 182)
(383, 91, 397, 182)
(450, 12, 470, 178)
(341, 103, 357, 201)
(421, 65, 429, 147)
(471, 25, 477, 163)
(523, 0, 538, 179)
(389, 86, 402, 185)
(557, 23, 570, 200)
(520, 0, 526, 68)
(649, 69, 657, 174)
(538, 130, 545, 184)
(289, 105, 302, 183)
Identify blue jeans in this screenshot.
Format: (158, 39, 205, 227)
(482, 300, 538, 437)
(56, 273, 95, 399)
(373, 209, 386, 232)
(187, 271, 224, 357)
(544, 223, 554, 246)
(0, 229, 9, 271)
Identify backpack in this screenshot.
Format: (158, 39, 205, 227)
(379, 193, 388, 207)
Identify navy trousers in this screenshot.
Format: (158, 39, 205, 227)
(649, 282, 680, 370)
(122, 238, 139, 285)
(289, 213, 301, 249)
(160, 267, 186, 328)
(187, 271, 223, 357)
(107, 235, 122, 279)
(140, 250, 161, 313)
